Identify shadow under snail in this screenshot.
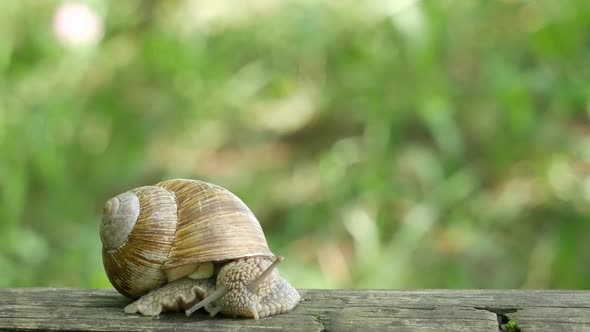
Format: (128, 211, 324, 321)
(99, 178, 301, 319)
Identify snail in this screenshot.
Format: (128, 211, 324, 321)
(99, 178, 300, 319)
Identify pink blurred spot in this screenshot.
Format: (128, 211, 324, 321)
(53, 2, 104, 46)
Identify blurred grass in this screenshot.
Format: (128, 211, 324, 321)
(1, 0, 590, 290)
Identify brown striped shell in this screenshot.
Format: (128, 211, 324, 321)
(100, 179, 274, 299)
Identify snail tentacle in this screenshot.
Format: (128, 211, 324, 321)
(185, 286, 228, 316)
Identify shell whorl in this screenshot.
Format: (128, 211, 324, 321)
(101, 185, 178, 298)
(100, 193, 140, 250)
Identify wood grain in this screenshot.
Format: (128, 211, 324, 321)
(2, 288, 590, 331)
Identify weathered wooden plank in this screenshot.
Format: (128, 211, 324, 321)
(508, 307, 590, 332)
(316, 306, 497, 331)
(2, 288, 590, 331)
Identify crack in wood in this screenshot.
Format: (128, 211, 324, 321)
(474, 307, 520, 332)
(312, 312, 327, 332)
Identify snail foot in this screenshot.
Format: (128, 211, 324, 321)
(124, 277, 215, 316)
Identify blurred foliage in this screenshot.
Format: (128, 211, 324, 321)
(1, 0, 590, 290)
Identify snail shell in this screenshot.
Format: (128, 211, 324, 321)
(100, 179, 273, 299)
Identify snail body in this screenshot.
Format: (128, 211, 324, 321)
(100, 179, 300, 319)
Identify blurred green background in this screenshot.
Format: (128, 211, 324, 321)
(1, 0, 590, 291)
